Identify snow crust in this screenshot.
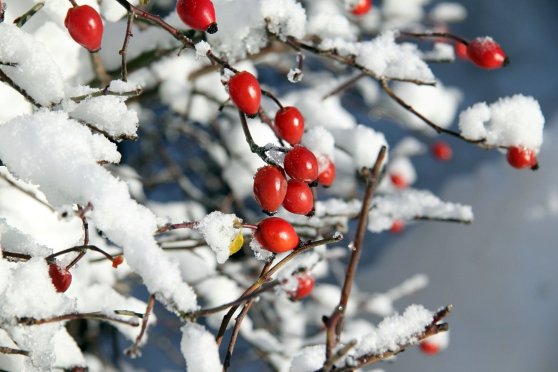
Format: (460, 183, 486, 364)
(458, 94, 545, 150)
(181, 323, 222, 372)
(195, 211, 241, 264)
(369, 189, 474, 232)
(0, 111, 198, 312)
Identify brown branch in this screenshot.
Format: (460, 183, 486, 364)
(223, 298, 255, 371)
(0, 171, 55, 212)
(126, 294, 156, 357)
(90, 52, 111, 87)
(18, 312, 140, 327)
(380, 78, 505, 149)
(215, 258, 275, 346)
(155, 221, 197, 234)
(0, 68, 42, 108)
(325, 146, 387, 361)
(400, 31, 469, 45)
(322, 72, 366, 100)
(213, 233, 343, 345)
(332, 305, 453, 371)
(0, 346, 29, 356)
(119, 10, 135, 81)
(189, 280, 280, 319)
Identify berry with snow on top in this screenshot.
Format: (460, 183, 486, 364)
(291, 273, 315, 300)
(467, 37, 509, 69)
(49, 263, 72, 293)
(318, 158, 336, 187)
(506, 146, 538, 169)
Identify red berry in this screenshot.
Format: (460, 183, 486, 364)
(112, 255, 124, 268)
(284, 146, 319, 183)
(454, 41, 468, 60)
(291, 273, 315, 300)
(352, 0, 372, 15)
(275, 106, 305, 145)
(176, 0, 218, 33)
(64, 5, 104, 52)
(390, 173, 408, 189)
(467, 37, 508, 69)
(318, 159, 336, 187)
(253, 165, 288, 214)
(431, 141, 453, 162)
(419, 340, 440, 355)
(506, 146, 537, 169)
(49, 263, 72, 293)
(254, 217, 299, 253)
(283, 180, 314, 215)
(390, 220, 405, 234)
(228, 71, 262, 117)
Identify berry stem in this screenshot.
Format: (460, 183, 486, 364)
(261, 89, 283, 109)
(400, 31, 469, 45)
(12, 2, 45, 28)
(69, 0, 78, 7)
(46, 244, 117, 265)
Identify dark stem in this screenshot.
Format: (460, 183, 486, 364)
(46, 245, 116, 263)
(126, 294, 156, 357)
(155, 221, 197, 234)
(261, 89, 283, 109)
(0, 68, 42, 108)
(215, 258, 275, 346)
(13, 2, 45, 27)
(325, 147, 386, 361)
(190, 280, 280, 318)
(18, 312, 140, 327)
(380, 78, 502, 149)
(214, 234, 343, 345)
(0, 346, 29, 356)
(400, 31, 469, 45)
(119, 10, 135, 82)
(322, 72, 366, 100)
(223, 298, 255, 371)
(0, 171, 55, 212)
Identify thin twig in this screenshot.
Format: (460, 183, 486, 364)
(0, 68, 42, 107)
(18, 312, 140, 327)
(332, 305, 453, 371)
(213, 233, 343, 345)
(120, 10, 135, 81)
(190, 280, 280, 319)
(155, 221, 197, 234)
(215, 259, 275, 346)
(70, 87, 143, 103)
(325, 147, 387, 361)
(380, 78, 504, 149)
(400, 31, 469, 45)
(0, 171, 55, 212)
(322, 72, 366, 100)
(223, 298, 255, 371)
(0, 346, 29, 356)
(13, 2, 44, 28)
(126, 294, 156, 357)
